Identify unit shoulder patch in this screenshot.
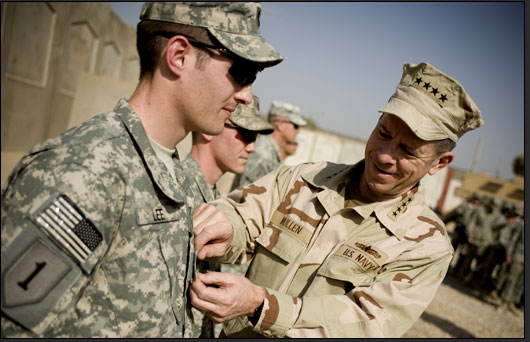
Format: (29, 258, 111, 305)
(2, 239, 71, 308)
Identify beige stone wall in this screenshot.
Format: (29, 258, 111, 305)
(1, 2, 138, 185)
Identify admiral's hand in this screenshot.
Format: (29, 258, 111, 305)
(190, 271, 264, 323)
(193, 203, 234, 260)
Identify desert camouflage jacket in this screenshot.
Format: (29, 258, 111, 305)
(1, 99, 200, 338)
(230, 134, 281, 190)
(211, 161, 453, 338)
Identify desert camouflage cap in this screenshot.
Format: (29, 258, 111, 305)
(379, 62, 484, 142)
(140, 2, 283, 66)
(268, 100, 307, 126)
(230, 95, 274, 134)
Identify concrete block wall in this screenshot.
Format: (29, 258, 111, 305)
(1, 2, 138, 185)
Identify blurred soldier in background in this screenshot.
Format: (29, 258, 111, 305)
(453, 195, 492, 282)
(1, 2, 282, 338)
(445, 191, 481, 273)
(230, 100, 307, 190)
(182, 95, 273, 337)
(191, 62, 483, 338)
(469, 197, 505, 293)
(495, 202, 524, 314)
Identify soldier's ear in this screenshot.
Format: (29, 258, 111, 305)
(165, 35, 191, 77)
(428, 151, 454, 176)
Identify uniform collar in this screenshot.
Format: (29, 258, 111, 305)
(262, 135, 282, 163)
(301, 160, 426, 240)
(301, 162, 355, 218)
(114, 98, 188, 203)
(182, 154, 215, 203)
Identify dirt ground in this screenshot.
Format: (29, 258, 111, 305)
(403, 274, 524, 338)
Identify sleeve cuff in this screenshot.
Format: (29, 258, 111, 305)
(253, 288, 298, 337)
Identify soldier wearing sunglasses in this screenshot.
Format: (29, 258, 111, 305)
(1, 2, 282, 338)
(231, 101, 308, 191)
(183, 95, 273, 206)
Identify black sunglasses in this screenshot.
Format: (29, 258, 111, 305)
(186, 37, 262, 87)
(155, 32, 262, 87)
(224, 122, 258, 144)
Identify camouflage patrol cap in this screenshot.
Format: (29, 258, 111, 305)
(229, 95, 274, 134)
(471, 191, 482, 200)
(379, 62, 484, 142)
(490, 197, 502, 209)
(513, 202, 523, 216)
(480, 196, 491, 206)
(139, 2, 283, 66)
(268, 100, 307, 126)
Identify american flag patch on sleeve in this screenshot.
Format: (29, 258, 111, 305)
(35, 195, 102, 264)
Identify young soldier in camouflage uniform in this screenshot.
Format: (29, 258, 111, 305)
(183, 95, 274, 206)
(0, 2, 282, 338)
(182, 95, 273, 337)
(231, 101, 307, 190)
(190, 62, 484, 338)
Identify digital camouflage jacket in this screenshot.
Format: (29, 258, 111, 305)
(1, 99, 200, 337)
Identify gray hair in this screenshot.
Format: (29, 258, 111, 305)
(436, 138, 456, 154)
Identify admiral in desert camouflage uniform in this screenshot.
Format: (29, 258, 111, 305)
(231, 100, 307, 190)
(1, 2, 282, 338)
(190, 62, 484, 338)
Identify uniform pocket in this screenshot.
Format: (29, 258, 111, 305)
(317, 254, 374, 287)
(255, 225, 306, 263)
(246, 225, 308, 289)
(307, 240, 388, 295)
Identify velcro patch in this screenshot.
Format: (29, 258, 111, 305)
(2, 239, 71, 308)
(34, 195, 102, 265)
(335, 240, 388, 272)
(269, 210, 312, 244)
